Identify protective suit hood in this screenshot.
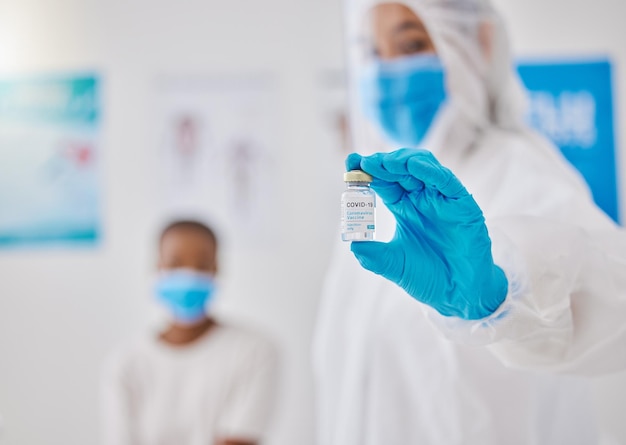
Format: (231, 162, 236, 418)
(345, 0, 528, 152)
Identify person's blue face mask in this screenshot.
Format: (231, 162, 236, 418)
(359, 53, 447, 147)
(155, 269, 216, 324)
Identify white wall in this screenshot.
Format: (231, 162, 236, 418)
(1, 0, 625, 445)
(0, 0, 344, 444)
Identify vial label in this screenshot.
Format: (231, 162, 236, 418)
(341, 195, 375, 240)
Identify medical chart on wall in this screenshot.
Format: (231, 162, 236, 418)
(517, 59, 620, 223)
(0, 75, 102, 248)
(156, 76, 282, 249)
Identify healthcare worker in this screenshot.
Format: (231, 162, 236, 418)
(313, 1, 626, 444)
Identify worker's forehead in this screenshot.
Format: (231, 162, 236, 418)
(360, 3, 430, 49)
(367, 3, 422, 22)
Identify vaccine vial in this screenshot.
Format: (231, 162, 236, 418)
(341, 170, 376, 241)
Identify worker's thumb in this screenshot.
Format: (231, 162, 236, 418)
(350, 241, 402, 283)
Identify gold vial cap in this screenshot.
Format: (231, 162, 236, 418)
(343, 170, 373, 183)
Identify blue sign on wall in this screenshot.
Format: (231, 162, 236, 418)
(517, 59, 620, 223)
(0, 75, 102, 248)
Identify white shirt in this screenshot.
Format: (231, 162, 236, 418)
(101, 323, 278, 445)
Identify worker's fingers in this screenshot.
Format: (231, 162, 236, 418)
(345, 152, 363, 171)
(350, 240, 403, 283)
(356, 149, 467, 198)
(369, 178, 405, 206)
(406, 153, 468, 198)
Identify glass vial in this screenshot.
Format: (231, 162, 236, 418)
(341, 170, 376, 241)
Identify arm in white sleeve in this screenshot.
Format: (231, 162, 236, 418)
(425, 129, 626, 375)
(427, 201, 626, 375)
(100, 352, 138, 445)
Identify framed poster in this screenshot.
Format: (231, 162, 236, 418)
(0, 74, 102, 248)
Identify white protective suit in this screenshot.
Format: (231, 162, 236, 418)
(314, 1, 626, 444)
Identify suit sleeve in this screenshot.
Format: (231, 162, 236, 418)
(426, 136, 626, 375)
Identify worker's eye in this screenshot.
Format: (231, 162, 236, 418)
(398, 38, 429, 55)
(360, 41, 380, 62)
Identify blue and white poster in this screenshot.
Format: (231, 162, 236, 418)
(517, 59, 620, 223)
(0, 75, 101, 248)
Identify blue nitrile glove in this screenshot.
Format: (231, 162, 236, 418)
(347, 149, 508, 320)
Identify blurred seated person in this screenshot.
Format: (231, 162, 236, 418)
(101, 220, 278, 445)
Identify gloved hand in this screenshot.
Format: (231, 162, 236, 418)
(347, 148, 508, 320)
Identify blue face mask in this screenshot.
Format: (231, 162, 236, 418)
(359, 53, 447, 147)
(155, 269, 216, 324)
